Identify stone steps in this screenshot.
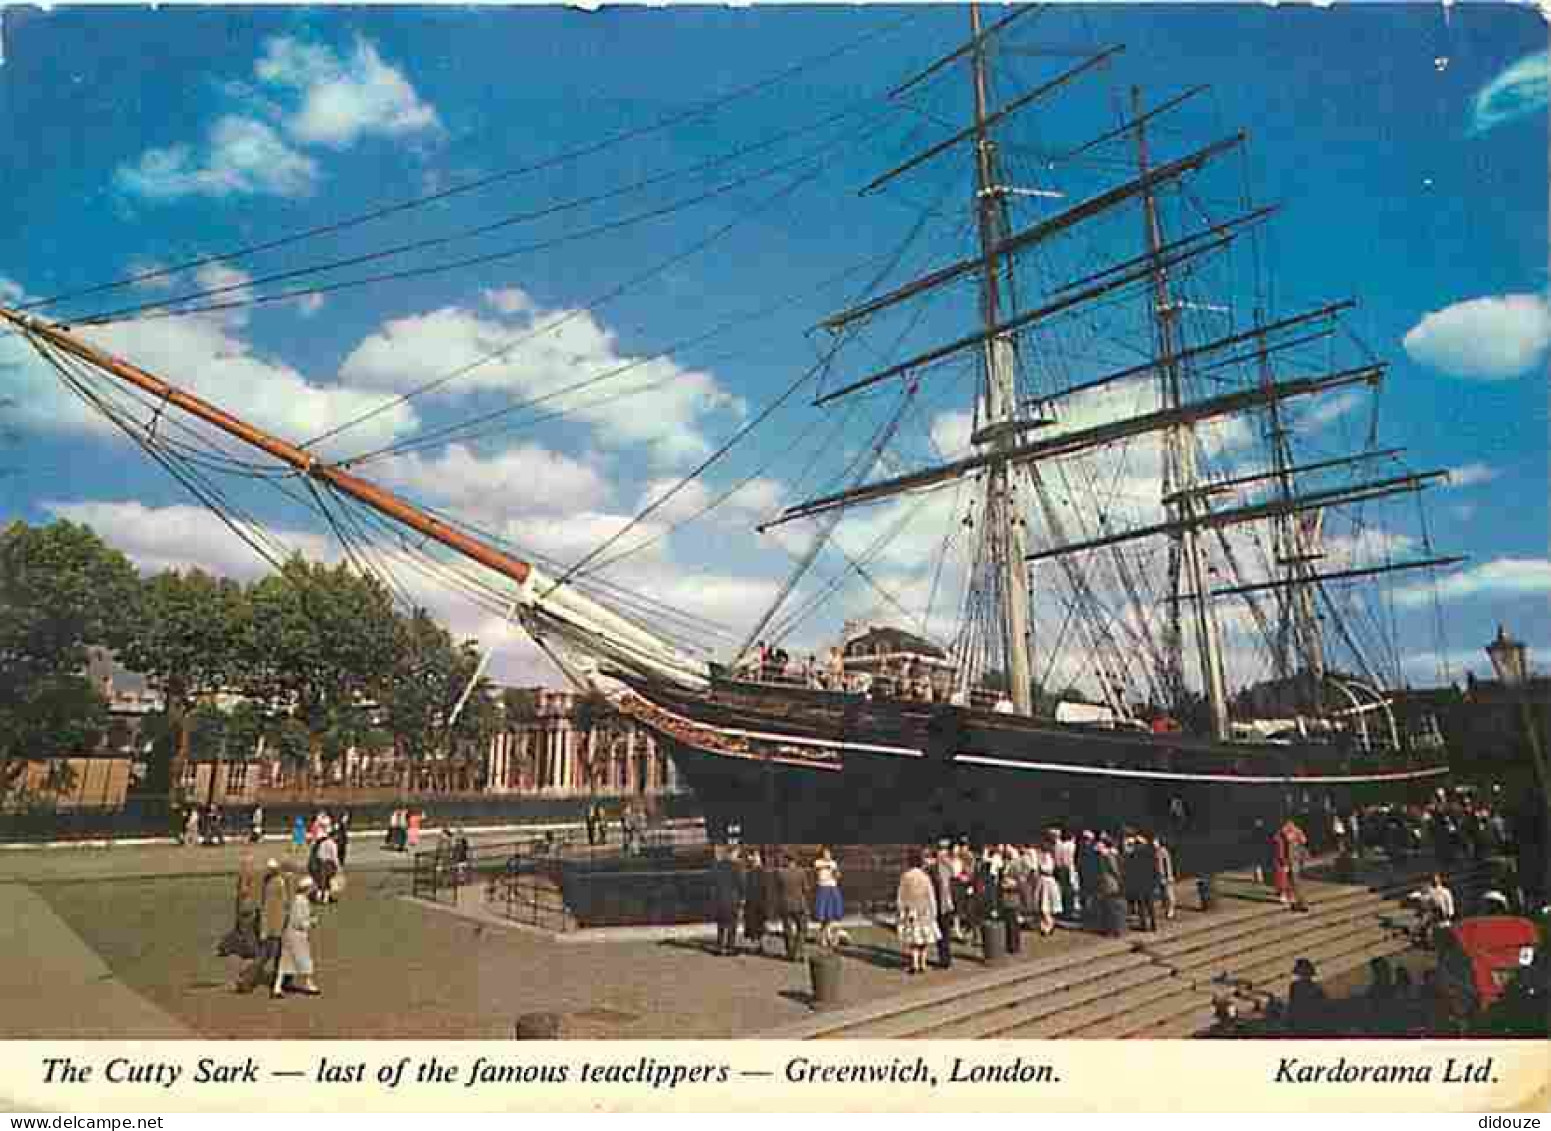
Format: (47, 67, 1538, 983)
(770, 936, 1136, 1040)
(820, 951, 1155, 1040)
(1156, 898, 1395, 983)
(768, 855, 1507, 1042)
(1070, 986, 1220, 1039)
(1138, 1001, 1223, 1039)
(990, 973, 1195, 1040)
(1232, 925, 1411, 995)
(1144, 893, 1379, 965)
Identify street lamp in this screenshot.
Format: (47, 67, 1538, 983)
(1485, 624, 1551, 816)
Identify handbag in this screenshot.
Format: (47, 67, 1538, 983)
(217, 919, 259, 960)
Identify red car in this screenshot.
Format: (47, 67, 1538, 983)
(1434, 916, 1540, 1025)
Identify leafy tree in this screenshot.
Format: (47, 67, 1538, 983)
(225, 700, 268, 763)
(0, 520, 138, 801)
(267, 716, 312, 775)
(381, 608, 495, 788)
(243, 556, 398, 779)
(117, 568, 248, 804)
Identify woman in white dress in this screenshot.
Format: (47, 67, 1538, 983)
(895, 853, 940, 975)
(275, 876, 322, 996)
(1033, 835, 1063, 936)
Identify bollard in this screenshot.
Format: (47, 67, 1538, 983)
(1197, 875, 1215, 912)
(980, 918, 1007, 964)
(514, 1012, 562, 1039)
(808, 950, 842, 1010)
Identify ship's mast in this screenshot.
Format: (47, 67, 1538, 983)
(968, 4, 1035, 715)
(1256, 324, 1327, 712)
(1131, 86, 1229, 740)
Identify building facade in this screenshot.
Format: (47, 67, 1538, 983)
(484, 687, 679, 797)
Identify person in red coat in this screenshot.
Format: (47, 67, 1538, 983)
(1274, 819, 1306, 907)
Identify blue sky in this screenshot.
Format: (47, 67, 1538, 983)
(0, 3, 1545, 696)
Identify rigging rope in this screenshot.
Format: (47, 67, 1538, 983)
(21, 10, 920, 320)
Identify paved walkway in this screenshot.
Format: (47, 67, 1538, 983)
(0, 883, 191, 1037)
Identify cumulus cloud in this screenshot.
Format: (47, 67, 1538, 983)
(633, 475, 784, 528)
(1394, 556, 1551, 608)
(1402, 293, 1551, 380)
(1299, 390, 1363, 431)
(116, 116, 319, 201)
(117, 34, 438, 201)
(338, 288, 743, 467)
(42, 500, 331, 580)
(0, 271, 417, 454)
(1469, 50, 1548, 136)
(1448, 462, 1499, 488)
(256, 35, 441, 149)
(379, 441, 611, 518)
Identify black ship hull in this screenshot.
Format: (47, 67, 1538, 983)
(615, 675, 1450, 850)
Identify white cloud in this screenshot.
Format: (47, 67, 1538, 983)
(1395, 556, 1551, 608)
(0, 272, 418, 455)
(1448, 462, 1499, 488)
(1402, 293, 1551, 380)
(483, 289, 534, 317)
(1469, 50, 1548, 136)
(42, 500, 331, 579)
(633, 475, 784, 527)
(117, 34, 438, 202)
(338, 289, 744, 467)
(379, 441, 611, 518)
(116, 116, 319, 201)
(189, 262, 255, 324)
(256, 35, 442, 149)
(1299, 390, 1363, 431)
(929, 409, 974, 458)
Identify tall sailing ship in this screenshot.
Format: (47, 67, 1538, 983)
(6, 6, 1461, 848)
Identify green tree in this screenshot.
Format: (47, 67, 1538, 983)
(117, 567, 249, 805)
(243, 556, 398, 780)
(0, 520, 138, 801)
(381, 608, 495, 787)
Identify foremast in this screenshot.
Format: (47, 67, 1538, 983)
(968, 4, 1035, 715)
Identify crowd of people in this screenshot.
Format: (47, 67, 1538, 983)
(894, 829, 1181, 971)
(695, 828, 1185, 975)
(705, 845, 847, 961)
(1321, 794, 1517, 868)
(215, 809, 354, 999)
(381, 808, 423, 852)
(741, 642, 950, 703)
(219, 853, 324, 999)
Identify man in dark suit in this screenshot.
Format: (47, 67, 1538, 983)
(772, 853, 811, 962)
(710, 846, 744, 956)
(930, 844, 956, 969)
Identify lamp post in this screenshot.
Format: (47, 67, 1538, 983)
(1484, 624, 1551, 817)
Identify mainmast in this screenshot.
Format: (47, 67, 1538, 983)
(1131, 86, 1229, 740)
(968, 3, 1035, 715)
(1256, 323, 1326, 711)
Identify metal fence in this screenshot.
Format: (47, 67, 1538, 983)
(411, 831, 915, 933)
